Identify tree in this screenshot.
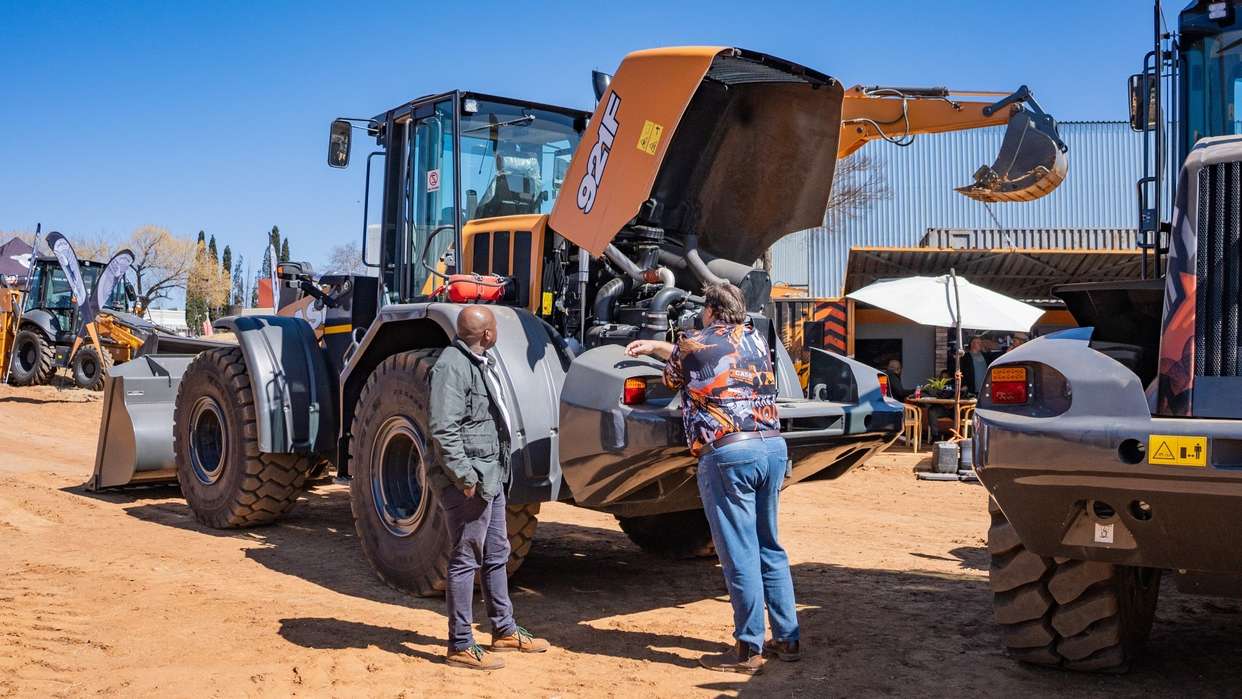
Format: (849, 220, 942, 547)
(127, 225, 197, 312)
(69, 234, 115, 262)
(208, 235, 218, 265)
(280, 238, 290, 263)
(268, 226, 281, 261)
(325, 241, 368, 275)
(221, 245, 232, 276)
(186, 234, 230, 331)
(823, 153, 891, 227)
(231, 255, 246, 307)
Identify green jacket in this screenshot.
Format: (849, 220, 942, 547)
(428, 340, 510, 498)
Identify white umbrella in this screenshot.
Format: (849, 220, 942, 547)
(846, 273, 1043, 333)
(847, 270, 1043, 438)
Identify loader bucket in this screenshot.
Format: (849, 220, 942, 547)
(956, 109, 1068, 203)
(89, 354, 195, 490)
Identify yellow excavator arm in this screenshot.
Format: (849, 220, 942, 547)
(837, 84, 1069, 202)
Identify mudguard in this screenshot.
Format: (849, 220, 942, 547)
(213, 315, 335, 455)
(338, 303, 570, 504)
(19, 309, 57, 340)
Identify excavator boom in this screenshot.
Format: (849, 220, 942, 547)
(838, 84, 1068, 202)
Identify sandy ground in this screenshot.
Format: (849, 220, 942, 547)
(3, 382, 1242, 697)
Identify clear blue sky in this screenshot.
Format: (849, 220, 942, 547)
(2, 0, 1153, 274)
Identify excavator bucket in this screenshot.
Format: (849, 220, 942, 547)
(956, 109, 1068, 202)
(89, 354, 195, 489)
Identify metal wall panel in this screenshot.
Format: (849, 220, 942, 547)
(768, 122, 1144, 296)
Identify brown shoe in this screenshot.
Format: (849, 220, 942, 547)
(490, 626, 550, 653)
(763, 638, 801, 662)
(699, 642, 766, 675)
(445, 644, 505, 671)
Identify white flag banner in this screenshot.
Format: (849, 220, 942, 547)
(45, 231, 88, 318)
(269, 243, 279, 311)
(94, 248, 135, 320)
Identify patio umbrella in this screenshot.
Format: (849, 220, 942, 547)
(846, 270, 1043, 436)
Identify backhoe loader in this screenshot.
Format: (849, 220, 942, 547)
(93, 46, 1068, 595)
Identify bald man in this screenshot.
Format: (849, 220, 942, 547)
(429, 305, 549, 670)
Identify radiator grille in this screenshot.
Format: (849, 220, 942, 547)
(1195, 161, 1242, 377)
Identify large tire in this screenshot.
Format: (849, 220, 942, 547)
(173, 347, 313, 528)
(618, 509, 716, 559)
(988, 498, 1160, 672)
(71, 344, 113, 391)
(349, 348, 539, 596)
(8, 328, 54, 386)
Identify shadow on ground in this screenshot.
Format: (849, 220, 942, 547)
(96, 482, 1242, 696)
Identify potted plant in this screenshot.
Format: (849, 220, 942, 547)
(922, 377, 952, 398)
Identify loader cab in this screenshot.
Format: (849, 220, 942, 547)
(22, 257, 117, 340)
(1178, 2, 1242, 163)
(334, 92, 588, 306)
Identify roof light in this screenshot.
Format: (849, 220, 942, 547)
(1210, 2, 1229, 19)
(463, 98, 479, 114)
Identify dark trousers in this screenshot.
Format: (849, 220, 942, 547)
(439, 485, 516, 651)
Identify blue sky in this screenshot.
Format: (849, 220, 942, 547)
(2, 0, 1154, 275)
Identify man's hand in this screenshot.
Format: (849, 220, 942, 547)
(462, 484, 477, 499)
(625, 339, 675, 360)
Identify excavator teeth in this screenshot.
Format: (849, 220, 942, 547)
(956, 109, 1069, 203)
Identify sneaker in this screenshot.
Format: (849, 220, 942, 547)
(699, 642, 766, 675)
(445, 644, 505, 671)
(763, 638, 801, 662)
(490, 626, 550, 653)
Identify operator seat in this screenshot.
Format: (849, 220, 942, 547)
(474, 144, 543, 219)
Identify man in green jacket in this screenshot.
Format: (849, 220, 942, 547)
(429, 305, 550, 671)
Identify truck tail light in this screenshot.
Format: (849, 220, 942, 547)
(990, 366, 1029, 404)
(877, 373, 890, 398)
(622, 377, 647, 405)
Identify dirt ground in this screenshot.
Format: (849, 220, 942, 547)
(3, 382, 1242, 697)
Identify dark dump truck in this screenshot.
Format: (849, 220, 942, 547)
(976, 0, 1242, 672)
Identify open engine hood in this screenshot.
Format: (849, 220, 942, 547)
(549, 47, 843, 264)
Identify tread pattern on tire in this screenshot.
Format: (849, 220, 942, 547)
(350, 349, 540, 596)
(174, 347, 311, 528)
(9, 328, 54, 386)
(987, 498, 1160, 673)
(983, 496, 1157, 670)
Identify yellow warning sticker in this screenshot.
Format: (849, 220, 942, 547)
(541, 291, 554, 316)
(637, 120, 664, 155)
(1147, 434, 1207, 467)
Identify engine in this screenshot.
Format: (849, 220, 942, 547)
(552, 225, 772, 350)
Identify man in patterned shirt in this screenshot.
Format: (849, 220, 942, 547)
(626, 282, 799, 675)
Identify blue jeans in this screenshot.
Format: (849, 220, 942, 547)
(697, 436, 799, 653)
(439, 485, 517, 652)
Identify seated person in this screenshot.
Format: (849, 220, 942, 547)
(884, 358, 911, 401)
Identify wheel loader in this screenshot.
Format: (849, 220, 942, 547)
(92, 46, 1069, 595)
(976, 0, 1242, 673)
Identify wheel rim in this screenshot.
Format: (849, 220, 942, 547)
(370, 416, 430, 537)
(82, 356, 98, 379)
(17, 339, 35, 371)
(189, 396, 228, 485)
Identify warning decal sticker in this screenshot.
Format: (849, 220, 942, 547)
(1147, 434, 1207, 467)
(637, 120, 664, 155)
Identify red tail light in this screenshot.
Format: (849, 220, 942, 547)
(990, 366, 1029, 404)
(622, 377, 647, 405)
(877, 373, 890, 398)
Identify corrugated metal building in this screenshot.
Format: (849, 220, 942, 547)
(769, 121, 1143, 296)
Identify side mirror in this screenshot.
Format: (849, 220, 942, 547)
(328, 119, 352, 168)
(124, 280, 136, 302)
(1128, 74, 1156, 132)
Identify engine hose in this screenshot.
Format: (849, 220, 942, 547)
(604, 244, 674, 288)
(642, 287, 688, 335)
(593, 276, 630, 323)
(683, 235, 727, 286)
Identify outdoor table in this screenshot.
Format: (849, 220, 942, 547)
(905, 396, 977, 442)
